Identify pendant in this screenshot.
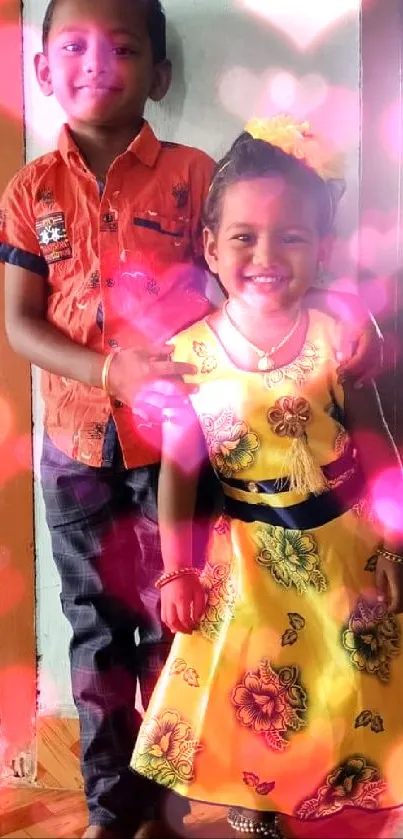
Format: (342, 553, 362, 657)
(257, 355, 274, 371)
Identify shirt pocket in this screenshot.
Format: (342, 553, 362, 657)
(122, 210, 192, 271)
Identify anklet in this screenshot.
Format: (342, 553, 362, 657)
(227, 807, 282, 837)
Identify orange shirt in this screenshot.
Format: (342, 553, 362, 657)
(0, 121, 215, 467)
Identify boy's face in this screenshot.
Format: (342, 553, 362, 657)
(36, 0, 170, 130)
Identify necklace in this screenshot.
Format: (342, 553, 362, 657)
(223, 300, 302, 371)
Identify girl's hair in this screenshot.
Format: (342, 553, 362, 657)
(203, 131, 342, 238)
(42, 0, 167, 64)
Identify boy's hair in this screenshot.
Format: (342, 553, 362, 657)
(204, 132, 341, 238)
(42, 0, 167, 64)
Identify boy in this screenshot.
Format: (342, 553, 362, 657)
(0, 0, 382, 837)
(1, 1, 213, 837)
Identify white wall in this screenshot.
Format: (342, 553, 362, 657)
(22, 0, 361, 716)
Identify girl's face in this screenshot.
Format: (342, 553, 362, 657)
(204, 176, 329, 315)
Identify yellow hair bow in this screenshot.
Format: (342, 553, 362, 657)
(244, 114, 345, 182)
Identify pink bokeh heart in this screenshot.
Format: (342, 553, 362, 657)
(240, 0, 360, 51)
(219, 68, 358, 151)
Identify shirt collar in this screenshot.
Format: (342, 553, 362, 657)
(58, 120, 161, 169)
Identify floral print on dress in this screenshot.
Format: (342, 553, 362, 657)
(201, 408, 260, 478)
(263, 342, 318, 389)
(213, 514, 231, 536)
(199, 561, 237, 641)
(133, 710, 202, 788)
(267, 396, 311, 439)
(333, 422, 350, 456)
(169, 659, 200, 687)
(243, 772, 276, 796)
(342, 596, 401, 683)
(296, 755, 386, 819)
(355, 710, 385, 733)
(232, 660, 308, 752)
(255, 526, 327, 593)
(192, 340, 217, 374)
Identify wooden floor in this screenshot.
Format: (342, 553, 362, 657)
(0, 785, 233, 839)
(2, 784, 403, 839)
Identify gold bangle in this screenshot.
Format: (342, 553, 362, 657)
(377, 547, 403, 565)
(101, 349, 120, 393)
(155, 567, 200, 590)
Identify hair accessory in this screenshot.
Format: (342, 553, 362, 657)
(244, 114, 345, 185)
(155, 567, 200, 589)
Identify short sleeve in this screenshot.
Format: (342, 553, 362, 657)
(0, 169, 48, 277)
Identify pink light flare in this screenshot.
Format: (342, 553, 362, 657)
(238, 0, 360, 51)
(219, 68, 329, 126)
(371, 467, 403, 540)
(219, 71, 356, 155)
(349, 211, 403, 282)
(380, 99, 402, 163)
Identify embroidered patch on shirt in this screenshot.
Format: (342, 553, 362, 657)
(100, 210, 118, 233)
(35, 212, 72, 263)
(36, 188, 55, 209)
(172, 182, 189, 209)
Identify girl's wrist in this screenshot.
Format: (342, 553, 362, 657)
(155, 567, 199, 590)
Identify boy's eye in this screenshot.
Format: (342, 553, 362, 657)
(113, 45, 137, 56)
(63, 42, 84, 53)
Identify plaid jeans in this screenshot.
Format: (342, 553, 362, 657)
(40, 427, 172, 831)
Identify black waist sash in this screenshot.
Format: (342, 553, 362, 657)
(222, 448, 364, 530)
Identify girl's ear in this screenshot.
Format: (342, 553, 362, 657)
(318, 234, 333, 268)
(204, 227, 219, 275)
(34, 52, 54, 96)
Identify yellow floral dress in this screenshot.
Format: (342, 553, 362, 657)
(131, 310, 403, 821)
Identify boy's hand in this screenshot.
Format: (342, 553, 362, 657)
(336, 315, 384, 386)
(376, 555, 403, 613)
(106, 346, 197, 415)
(161, 575, 206, 634)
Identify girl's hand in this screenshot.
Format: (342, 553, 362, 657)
(375, 555, 403, 613)
(161, 575, 206, 634)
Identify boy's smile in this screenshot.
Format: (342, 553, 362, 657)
(35, 0, 170, 131)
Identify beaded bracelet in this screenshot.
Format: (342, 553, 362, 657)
(155, 567, 200, 590)
(377, 547, 403, 565)
(101, 348, 121, 393)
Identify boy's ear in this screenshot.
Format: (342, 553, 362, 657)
(34, 52, 53, 96)
(149, 59, 172, 102)
(203, 227, 219, 275)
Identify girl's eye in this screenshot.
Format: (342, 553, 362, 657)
(283, 234, 306, 244)
(233, 234, 253, 243)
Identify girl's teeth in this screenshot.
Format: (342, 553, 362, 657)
(253, 276, 283, 284)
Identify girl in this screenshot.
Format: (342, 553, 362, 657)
(131, 116, 403, 837)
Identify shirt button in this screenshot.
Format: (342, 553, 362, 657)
(113, 399, 123, 409)
(108, 339, 119, 348)
(106, 278, 115, 287)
